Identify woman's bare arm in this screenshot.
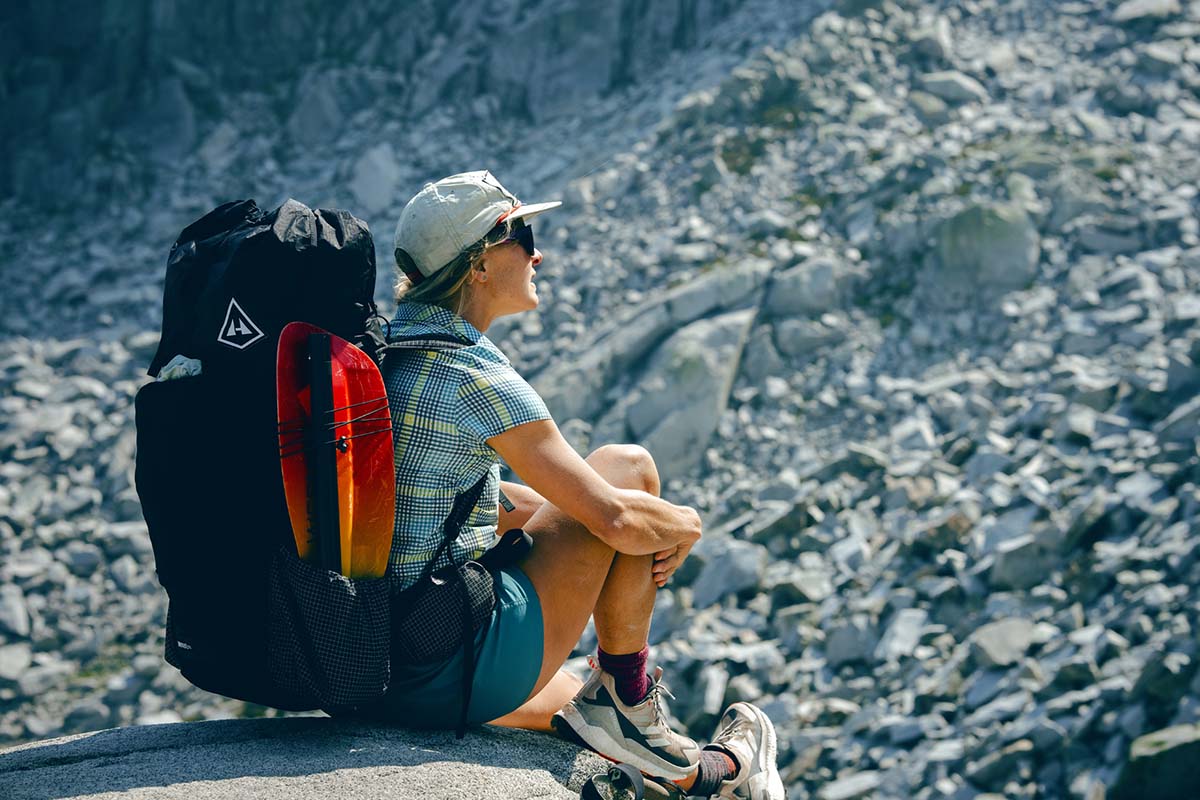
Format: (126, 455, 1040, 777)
(487, 420, 701, 557)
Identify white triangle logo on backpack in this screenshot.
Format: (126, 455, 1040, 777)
(217, 298, 266, 350)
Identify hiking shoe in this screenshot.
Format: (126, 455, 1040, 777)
(552, 657, 700, 781)
(708, 702, 785, 799)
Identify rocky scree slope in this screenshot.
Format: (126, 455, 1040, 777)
(0, 0, 761, 212)
(0, 0, 830, 758)
(2, 0, 1200, 799)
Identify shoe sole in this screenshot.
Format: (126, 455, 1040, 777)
(554, 703, 697, 782)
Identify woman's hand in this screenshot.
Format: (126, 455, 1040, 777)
(652, 540, 694, 588)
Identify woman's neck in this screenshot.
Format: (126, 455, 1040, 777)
(456, 294, 493, 333)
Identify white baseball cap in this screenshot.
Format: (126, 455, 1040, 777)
(394, 170, 561, 281)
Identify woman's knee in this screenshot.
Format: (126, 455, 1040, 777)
(585, 443, 661, 496)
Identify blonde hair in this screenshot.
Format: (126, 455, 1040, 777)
(394, 219, 515, 315)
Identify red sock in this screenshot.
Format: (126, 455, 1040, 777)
(687, 749, 739, 797)
(597, 646, 651, 705)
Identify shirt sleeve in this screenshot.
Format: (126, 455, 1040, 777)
(456, 361, 552, 443)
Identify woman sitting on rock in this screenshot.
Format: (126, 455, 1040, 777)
(376, 171, 783, 799)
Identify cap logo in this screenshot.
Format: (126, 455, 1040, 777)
(217, 298, 265, 350)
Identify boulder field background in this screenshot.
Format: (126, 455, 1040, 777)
(2, 0, 1200, 798)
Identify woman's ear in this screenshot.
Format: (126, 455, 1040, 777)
(472, 262, 488, 283)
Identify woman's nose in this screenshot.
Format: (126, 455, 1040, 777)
(531, 248, 543, 266)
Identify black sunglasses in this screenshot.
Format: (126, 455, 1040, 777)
(487, 220, 535, 256)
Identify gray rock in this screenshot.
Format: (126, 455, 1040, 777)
(825, 615, 879, 668)
(287, 70, 346, 144)
(773, 317, 846, 358)
(1077, 216, 1145, 255)
(196, 122, 240, 174)
(1056, 403, 1098, 443)
(990, 535, 1053, 590)
(632, 309, 756, 479)
(881, 715, 929, 746)
(1062, 488, 1119, 552)
(1110, 723, 1200, 800)
(1049, 171, 1112, 232)
(1112, 0, 1181, 24)
(966, 738, 1034, 789)
(890, 415, 937, 451)
(17, 661, 73, 697)
(962, 690, 1031, 730)
(1139, 42, 1184, 73)
(137, 77, 197, 162)
(741, 326, 787, 385)
(104, 671, 147, 707)
(1132, 650, 1196, 711)
(828, 527, 871, 574)
(109, 555, 157, 596)
(744, 209, 792, 239)
(763, 553, 834, 603)
(928, 203, 1040, 308)
(671, 242, 715, 265)
(0, 718, 607, 800)
(135, 711, 185, 726)
(691, 538, 768, 609)
(0, 586, 30, 639)
(536, 268, 764, 423)
(63, 700, 111, 733)
(926, 738, 966, 764)
(875, 608, 928, 662)
(964, 447, 1015, 486)
(2, 548, 53, 584)
(349, 143, 402, 215)
(665, 259, 772, 326)
(1155, 394, 1200, 443)
(766, 257, 856, 318)
(911, 17, 952, 60)
(97, 522, 154, 559)
(56, 542, 103, 578)
(909, 90, 953, 127)
(971, 618, 1036, 668)
(920, 71, 989, 105)
(694, 662, 730, 719)
(0, 644, 33, 684)
(818, 771, 881, 800)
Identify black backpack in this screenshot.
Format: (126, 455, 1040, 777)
(135, 198, 391, 711)
(137, 199, 519, 731)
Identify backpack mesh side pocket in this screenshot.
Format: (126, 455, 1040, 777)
(392, 561, 496, 665)
(268, 545, 391, 712)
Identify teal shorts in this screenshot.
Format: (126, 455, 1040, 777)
(374, 565, 545, 726)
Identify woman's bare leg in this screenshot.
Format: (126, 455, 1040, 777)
(498, 480, 545, 532)
(487, 669, 581, 731)
(489, 444, 663, 729)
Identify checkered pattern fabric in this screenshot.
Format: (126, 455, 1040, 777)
(268, 545, 391, 711)
(384, 302, 551, 590)
(392, 561, 496, 664)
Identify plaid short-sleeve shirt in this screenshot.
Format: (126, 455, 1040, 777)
(384, 301, 551, 589)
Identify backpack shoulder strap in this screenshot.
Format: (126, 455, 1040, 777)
(412, 472, 489, 587)
(384, 335, 470, 352)
(380, 328, 471, 372)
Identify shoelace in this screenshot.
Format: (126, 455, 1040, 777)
(642, 670, 678, 733)
(711, 713, 745, 748)
(589, 656, 677, 734)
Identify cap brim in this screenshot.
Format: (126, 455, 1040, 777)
(504, 200, 562, 223)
